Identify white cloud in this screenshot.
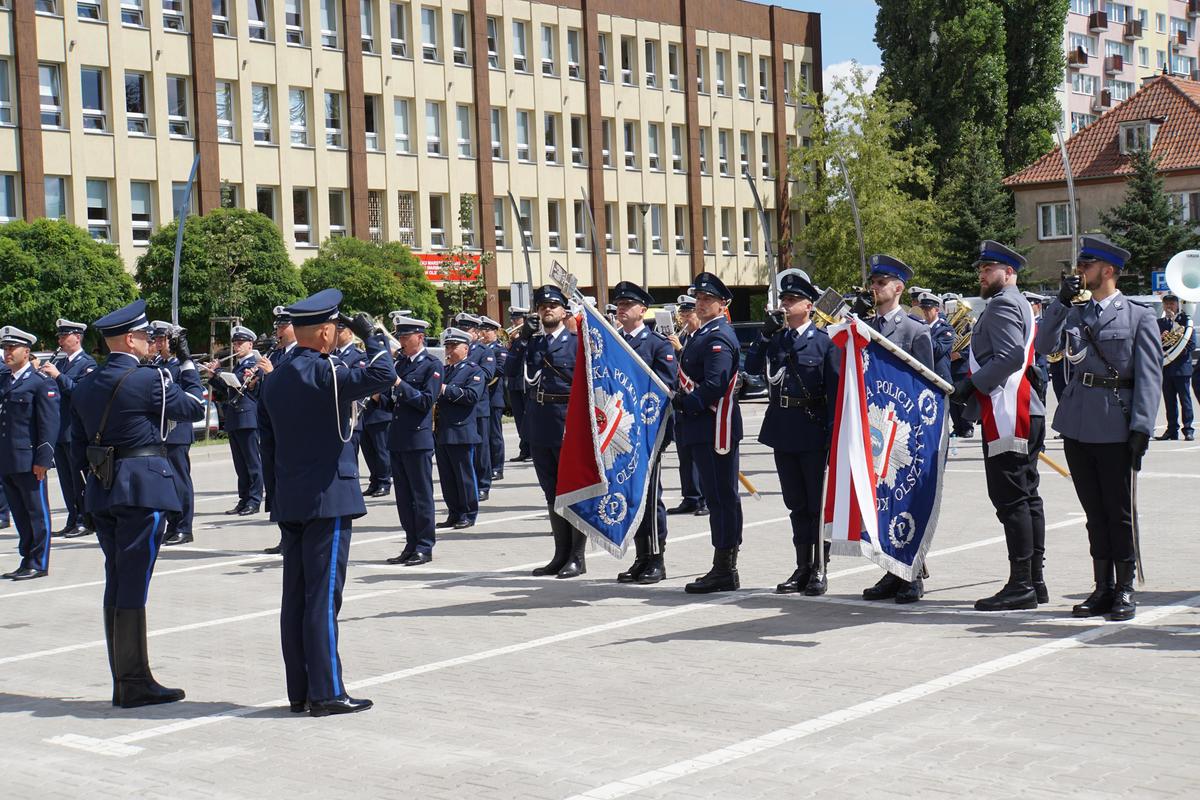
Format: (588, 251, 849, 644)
(822, 59, 881, 99)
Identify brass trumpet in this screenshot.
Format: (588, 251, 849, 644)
(947, 298, 975, 354)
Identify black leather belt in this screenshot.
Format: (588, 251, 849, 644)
(535, 390, 570, 404)
(1079, 373, 1133, 390)
(115, 446, 168, 459)
(774, 394, 825, 410)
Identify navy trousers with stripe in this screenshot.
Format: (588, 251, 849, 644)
(93, 505, 166, 608)
(686, 444, 743, 550)
(474, 416, 492, 492)
(279, 515, 353, 705)
(228, 427, 263, 506)
(2, 472, 51, 573)
(436, 443, 478, 523)
(166, 444, 194, 535)
(390, 449, 436, 554)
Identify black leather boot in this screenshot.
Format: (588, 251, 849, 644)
(863, 572, 902, 601)
(104, 607, 118, 705)
(556, 531, 587, 579)
(1031, 548, 1048, 604)
(637, 549, 667, 584)
(776, 543, 812, 594)
(974, 559, 1037, 611)
(532, 509, 572, 576)
(113, 608, 185, 709)
(685, 548, 739, 593)
(1072, 559, 1115, 618)
(894, 577, 924, 604)
(804, 542, 830, 596)
(1109, 561, 1136, 621)
(617, 536, 649, 583)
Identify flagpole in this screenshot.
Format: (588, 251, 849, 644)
(849, 316, 953, 393)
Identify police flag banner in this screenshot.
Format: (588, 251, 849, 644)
(554, 302, 673, 557)
(823, 318, 950, 581)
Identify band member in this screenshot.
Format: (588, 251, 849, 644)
(69, 300, 205, 706)
(665, 295, 708, 517)
(478, 316, 507, 480)
(505, 306, 532, 463)
(206, 327, 263, 516)
(675, 273, 743, 594)
(383, 316, 442, 565)
(916, 292, 954, 384)
(610, 281, 676, 584)
(1024, 292, 1052, 406)
(1035, 236, 1161, 621)
(1, 326, 59, 580)
(38, 318, 96, 538)
(746, 271, 839, 596)
(150, 322, 198, 546)
(434, 328, 484, 531)
(260, 306, 297, 556)
(454, 313, 497, 502)
(854, 255, 933, 604)
(521, 286, 586, 578)
(258, 290, 395, 716)
(353, 322, 394, 497)
(1156, 292, 1194, 441)
(950, 241, 1047, 611)
(944, 293, 976, 439)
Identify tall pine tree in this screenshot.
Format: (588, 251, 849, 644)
(1000, 0, 1069, 175)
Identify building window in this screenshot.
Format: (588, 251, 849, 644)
(598, 34, 610, 82)
(715, 50, 728, 96)
(219, 184, 240, 210)
(325, 91, 343, 147)
(567, 28, 581, 79)
(40, 64, 63, 128)
(172, 181, 194, 216)
(671, 125, 684, 172)
(126, 72, 151, 134)
(573, 200, 588, 251)
(248, 0, 269, 40)
(783, 60, 795, 103)
(623, 121, 638, 169)
(1037, 201, 1071, 240)
(215, 81, 235, 141)
(761, 133, 772, 178)
(256, 186, 277, 221)
(320, 0, 338, 47)
(130, 181, 153, 243)
(570, 115, 585, 165)
(45, 176, 67, 220)
(397, 191, 416, 245)
(80, 68, 107, 131)
(425, 100, 442, 155)
(368, 190, 383, 241)
(293, 188, 312, 245)
(456, 104, 472, 157)
(739, 131, 751, 174)
(1070, 111, 1097, 134)
(738, 53, 749, 99)
(285, 0, 304, 43)
(541, 24, 557, 76)
(644, 39, 658, 87)
(742, 208, 755, 254)
(647, 123, 661, 171)
(516, 110, 531, 161)
(1156, 12, 1166, 33)
(699, 127, 710, 173)
(696, 47, 707, 93)
(252, 84, 273, 142)
(452, 12, 468, 65)
(0, 61, 11, 125)
(1070, 72, 1097, 95)
(329, 190, 347, 237)
(620, 36, 635, 85)
(1106, 78, 1134, 102)
(673, 206, 688, 253)
(365, 95, 380, 150)
(668, 44, 680, 91)
(167, 76, 190, 136)
(702, 208, 713, 253)
(650, 205, 664, 253)
(1138, 46, 1149, 68)
(390, 2, 408, 56)
(489, 107, 504, 158)
(604, 203, 616, 252)
(421, 7, 439, 61)
(720, 208, 733, 254)
(518, 198, 535, 249)
(759, 56, 771, 101)
(461, 199, 476, 248)
(1118, 121, 1157, 153)
(718, 130, 730, 176)
(626, 204, 642, 252)
(486, 16, 500, 68)
(121, 0, 145, 26)
(212, 0, 230, 35)
(493, 196, 507, 249)
(394, 98, 411, 153)
(512, 20, 528, 72)
(0, 175, 17, 222)
(601, 118, 612, 167)
(360, 0, 375, 52)
(86, 179, 110, 240)
(544, 113, 559, 164)
(289, 87, 309, 145)
(547, 199, 562, 249)
(78, 0, 103, 20)
(429, 194, 446, 248)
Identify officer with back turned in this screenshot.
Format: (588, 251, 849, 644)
(434, 328, 484, 531)
(38, 318, 96, 538)
(479, 316, 507, 481)
(454, 313, 497, 501)
(258, 290, 395, 716)
(1035, 236, 1161, 621)
(68, 300, 205, 706)
(150, 321, 198, 546)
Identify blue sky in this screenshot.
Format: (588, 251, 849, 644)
(774, 0, 881, 66)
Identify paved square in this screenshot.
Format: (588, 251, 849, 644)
(2, 401, 1198, 799)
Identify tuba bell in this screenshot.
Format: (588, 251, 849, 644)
(1163, 250, 1200, 365)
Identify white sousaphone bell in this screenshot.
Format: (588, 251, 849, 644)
(1163, 250, 1200, 366)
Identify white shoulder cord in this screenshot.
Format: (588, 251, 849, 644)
(158, 368, 170, 441)
(330, 357, 357, 444)
(764, 341, 787, 387)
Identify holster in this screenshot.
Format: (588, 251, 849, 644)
(86, 445, 116, 490)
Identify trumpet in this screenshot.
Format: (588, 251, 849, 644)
(947, 298, 975, 354)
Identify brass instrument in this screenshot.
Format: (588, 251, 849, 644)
(1164, 250, 1200, 365)
(1162, 316, 1193, 366)
(947, 297, 975, 354)
(812, 289, 850, 329)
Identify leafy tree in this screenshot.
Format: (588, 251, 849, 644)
(0, 218, 138, 350)
(1000, 0, 1069, 175)
(1100, 147, 1200, 294)
(788, 65, 944, 291)
(135, 208, 304, 340)
(437, 248, 491, 320)
(299, 236, 441, 331)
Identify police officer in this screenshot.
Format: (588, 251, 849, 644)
(505, 306, 532, 463)
(259, 306, 298, 556)
(1, 326, 60, 580)
(455, 313, 497, 502)
(258, 289, 395, 716)
(206, 326, 263, 515)
(521, 286, 586, 578)
(350, 322, 394, 497)
(1156, 292, 1194, 441)
(434, 328, 484, 531)
(478, 316, 508, 480)
(916, 293, 954, 385)
(382, 316, 443, 565)
(1024, 292, 1052, 406)
(665, 295, 708, 517)
(854, 254, 934, 604)
(944, 293, 976, 440)
(950, 241, 1047, 611)
(1036, 236, 1161, 621)
(610, 281, 677, 584)
(69, 300, 205, 706)
(332, 319, 369, 464)
(149, 322, 198, 546)
(675, 273, 744, 594)
(746, 271, 839, 596)
(38, 318, 96, 538)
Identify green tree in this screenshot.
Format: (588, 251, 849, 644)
(135, 208, 304, 340)
(435, 194, 491, 320)
(0, 218, 138, 349)
(1000, 0, 1069, 175)
(299, 236, 441, 330)
(1100, 147, 1200, 294)
(789, 65, 944, 290)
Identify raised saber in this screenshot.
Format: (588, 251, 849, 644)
(507, 190, 535, 291)
(580, 186, 605, 293)
(744, 171, 778, 310)
(1131, 468, 1145, 584)
(1055, 125, 1078, 269)
(171, 153, 202, 328)
(833, 152, 868, 287)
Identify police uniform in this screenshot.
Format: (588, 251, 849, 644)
(150, 322, 198, 546)
(455, 314, 497, 500)
(1024, 292, 1052, 406)
(520, 286, 586, 578)
(674, 273, 744, 594)
(0, 327, 60, 580)
(668, 294, 708, 516)
(504, 307, 532, 463)
(610, 282, 677, 585)
(1035, 237, 1160, 620)
(745, 271, 839, 596)
(258, 289, 395, 716)
(259, 308, 298, 556)
(434, 328, 484, 529)
(211, 326, 263, 514)
(47, 319, 97, 537)
(354, 328, 394, 496)
(381, 317, 443, 564)
(333, 333, 372, 484)
(952, 242, 1047, 612)
(944, 293, 976, 438)
(68, 300, 206, 707)
(920, 294, 955, 385)
(1156, 292, 1195, 441)
(481, 317, 508, 479)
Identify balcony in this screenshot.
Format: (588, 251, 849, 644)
(1190, 1, 1200, 19)
(1092, 88, 1112, 111)
(1067, 47, 1089, 69)
(1123, 20, 1142, 40)
(1173, 29, 1188, 51)
(1088, 11, 1108, 32)
(1105, 54, 1124, 74)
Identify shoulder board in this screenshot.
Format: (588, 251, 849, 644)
(1127, 298, 1151, 308)
(651, 330, 669, 342)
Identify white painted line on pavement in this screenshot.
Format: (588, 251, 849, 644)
(563, 592, 1200, 800)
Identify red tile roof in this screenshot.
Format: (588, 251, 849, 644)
(1005, 75, 1200, 187)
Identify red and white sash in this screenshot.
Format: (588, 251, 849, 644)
(678, 364, 738, 455)
(967, 317, 1036, 456)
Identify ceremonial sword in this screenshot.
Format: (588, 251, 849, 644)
(171, 153, 202, 328)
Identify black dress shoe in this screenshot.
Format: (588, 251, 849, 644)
(225, 503, 246, 515)
(694, 504, 710, 517)
(362, 484, 379, 496)
(63, 524, 93, 539)
(478, 490, 490, 502)
(491, 470, 504, 481)
(894, 577, 924, 604)
(666, 501, 699, 515)
(0, 517, 10, 530)
(1186, 432, 1196, 441)
(453, 520, 474, 529)
(309, 695, 373, 717)
(386, 547, 416, 565)
(263, 543, 282, 555)
(863, 572, 902, 601)
(53, 523, 77, 537)
(368, 486, 391, 498)
(1, 567, 23, 579)
(1154, 431, 1178, 441)
(10, 567, 48, 581)
(435, 518, 460, 529)
(238, 504, 260, 516)
(163, 531, 194, 546)
(775, 568, 810, 594)
(401, 552, 433, 566)
(290, 702, 308, 713)
(509, 454, 530, 463)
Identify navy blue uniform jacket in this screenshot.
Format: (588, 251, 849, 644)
(0, 366, 60, 474)
(50, 350, 97, 443)
(383, 349, 444, 451)
(436, 360, 484, 445)
(521, 326, 577, 448)
(673, 317, 742, 448)
(745, 324, 839, 452)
